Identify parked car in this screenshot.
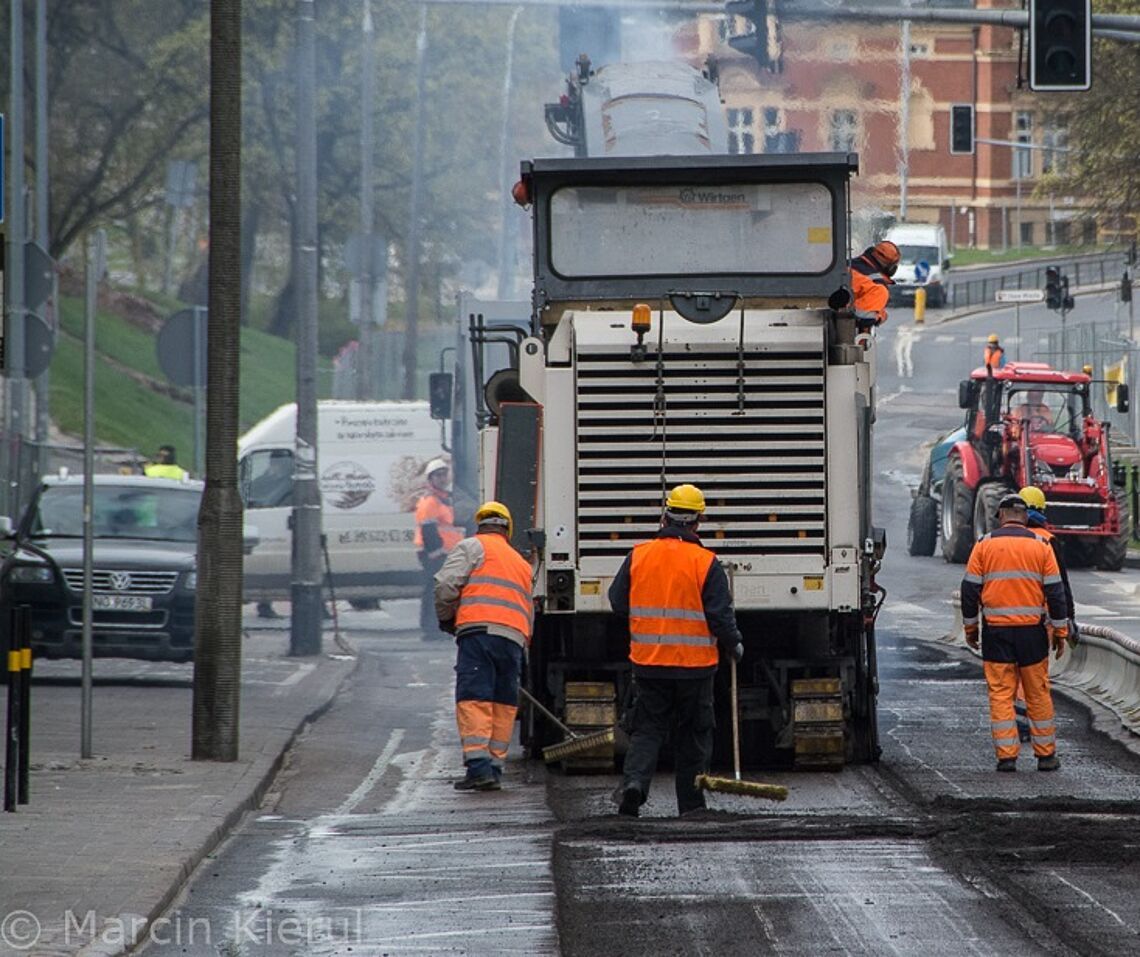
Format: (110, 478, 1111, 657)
(907, 426, 965, 556)
(0, 474, 202, 665)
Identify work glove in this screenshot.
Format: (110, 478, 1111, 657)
(732, 642, 744, 664)
(1052, 629, 1068, 660)
(964, 625, 980, 651)
(439, 618, 456, 636)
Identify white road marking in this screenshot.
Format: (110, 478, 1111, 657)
(935, 334, 955, 343)
(1049, 871, 1131, 929)
(894, 325, 916, 378)
(335, 728, 406, 815)
(885, 707, 968, 796)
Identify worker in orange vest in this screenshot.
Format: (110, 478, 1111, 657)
(1013, 485, 1077, 742)
(414, 458, 464, 639)
(435, 501, 534, 791)
(983, 334, 1006, 370)
(608, 483, 745, 817)
(849, 240, 900, 328)
(961, 493, 1069, 772)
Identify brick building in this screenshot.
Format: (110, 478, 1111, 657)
(687, 0, 1088, 250)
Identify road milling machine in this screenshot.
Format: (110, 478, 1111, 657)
(452, 153, 885, 769)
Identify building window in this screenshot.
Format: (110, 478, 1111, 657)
(1052, 221, 1071, 246)
(727, 107, 755, 154)
(1013, 111, 1033, 180)
(761, 107, 781, 152)
(909, 42, 930, 57)
(829, 110, 858, 152)
(1081, 219, 1097, 245)
(1042, 115, 1069, 175)
(1020, 222, 1035, 246)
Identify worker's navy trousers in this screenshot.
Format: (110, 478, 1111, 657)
(621, 673, 715, 815)
(455, 629, 524, 780)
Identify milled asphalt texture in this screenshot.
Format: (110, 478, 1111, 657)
(0, 625, 356, 956)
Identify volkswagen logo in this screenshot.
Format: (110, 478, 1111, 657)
(110, 572, 132, 592)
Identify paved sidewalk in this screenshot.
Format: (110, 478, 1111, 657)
(0, 624, 356, 957)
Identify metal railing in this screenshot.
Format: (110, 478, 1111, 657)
(951, 250, 1127, 310)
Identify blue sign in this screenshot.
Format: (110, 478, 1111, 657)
(915, 259, 931, 283)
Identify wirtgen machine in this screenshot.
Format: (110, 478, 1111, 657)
(467, 153, 885, 769)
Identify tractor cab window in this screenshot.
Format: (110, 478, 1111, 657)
(1007, 388, 1067, 434)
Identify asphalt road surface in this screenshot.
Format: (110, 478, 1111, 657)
(134, 303, 1140, 956)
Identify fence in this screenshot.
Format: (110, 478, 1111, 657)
(952, 250, 1128, 310)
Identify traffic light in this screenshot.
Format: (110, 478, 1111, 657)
(1029, 0, 1091, 92)
(1045, 267, 1063, 310)
(725, 0, 780, 71)
(949, 104, 974, 155)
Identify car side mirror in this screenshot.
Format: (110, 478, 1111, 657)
(958, 379, 978, 409)
(242, 524, 260, 556)
(428, 372, 453, 420)
(1117, 383, 1130, 414)
(942, 258, 951, 270)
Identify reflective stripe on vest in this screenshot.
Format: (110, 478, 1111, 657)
(966, 526, 1060, 628)
(414, 492, 463, 550)
(455, 533, 533, 640)
(628, 537, 717, 669)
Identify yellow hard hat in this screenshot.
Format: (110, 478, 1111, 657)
(987, 333, 1000, 344)
(475, 500, 513, 537)
(665, 483, 706, 515)
(1018, 486, 1046, 511)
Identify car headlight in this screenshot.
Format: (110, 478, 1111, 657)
(7, 564, 55, 584)
(184, 571, 197, 591)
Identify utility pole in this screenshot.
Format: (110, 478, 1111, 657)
(496, 6, 523, 300)
(192, 0, 244, 762)
(898, 5, 911, 221)
(291, 0, 323, 655)
(402, 6, 428, 400)
(5, 0, 28, 477)
(357, 0, 377, 399)
(33, 0, 50, 465)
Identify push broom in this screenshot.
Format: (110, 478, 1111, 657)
(519, 687, 616, 763)
(695, 659, 789, 802)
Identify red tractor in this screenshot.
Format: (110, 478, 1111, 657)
(926, 362, 1131, 569)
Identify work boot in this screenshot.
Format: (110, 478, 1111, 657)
(996, 758, 1017, 772)
(1037, 754, 1061, 772)
(613, 784, 642, 818)
(453, 775, 500, 791)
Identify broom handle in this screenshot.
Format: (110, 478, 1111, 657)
(518, 686, 578, 739)
(732, 657, 741, 782)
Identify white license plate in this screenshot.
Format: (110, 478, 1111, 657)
(92, 594, 153, 611)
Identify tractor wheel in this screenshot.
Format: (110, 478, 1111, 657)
(907, 495, 938, 556)
(941, 456, 976, 564)
(1096, 491, 1130, 571)
(1064, 538, 1098, 568)
(973, 484, 1006, 542)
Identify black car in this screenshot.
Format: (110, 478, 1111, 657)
(0, 474, 202, 663)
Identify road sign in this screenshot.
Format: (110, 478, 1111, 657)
(24, 241, 53, 310)
(157, 307, 207, 386)
(996, 289, 1045, 303)
(22, 313, 54, 377)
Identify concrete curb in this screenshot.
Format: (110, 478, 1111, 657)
(71, 653, 360, 957)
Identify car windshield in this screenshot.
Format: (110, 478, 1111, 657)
(31, 485, 201, 541)
(896, 244, 939, 265)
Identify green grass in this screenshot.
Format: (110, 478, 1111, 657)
(951, 244, 1108, 267)
(51, 290, 331, 463)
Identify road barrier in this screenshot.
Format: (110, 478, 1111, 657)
(4, 604, 32, 811)
(948, 591, 1140, 739)
(952, 250, 1126, 311)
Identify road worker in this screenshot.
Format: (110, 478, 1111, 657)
(849, 240, 900, 328)
(144, 444, 189, 480)
(608, 483, 745, 817)
(435, 501, 534, 791)
(983, 334, 1006, 370)
(415, 458, 463, 639)
(1015, 485, 1078, 742)
(961, 492, 1069, 772)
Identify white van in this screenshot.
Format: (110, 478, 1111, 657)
(883, 223, 951, 307)
(238, 401, 446, 607)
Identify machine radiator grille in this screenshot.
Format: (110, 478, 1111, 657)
(576, 346, 826, 558)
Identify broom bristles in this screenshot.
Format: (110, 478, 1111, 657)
(541, 727, 615, 763)
(694, 773, 788, 802)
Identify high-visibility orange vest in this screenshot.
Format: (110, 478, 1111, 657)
(983, 344, 1004, 367)
(963, 526, 1063, 628)
(455, 533, 533, 640)
(628, 537, 718, 669)
(851, 258, 891, 325)
(414, 492, 463, 551)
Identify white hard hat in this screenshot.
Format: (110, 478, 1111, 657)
(424, 457, 449, 476)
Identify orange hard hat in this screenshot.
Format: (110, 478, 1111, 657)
(869, 240, 900, 269)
